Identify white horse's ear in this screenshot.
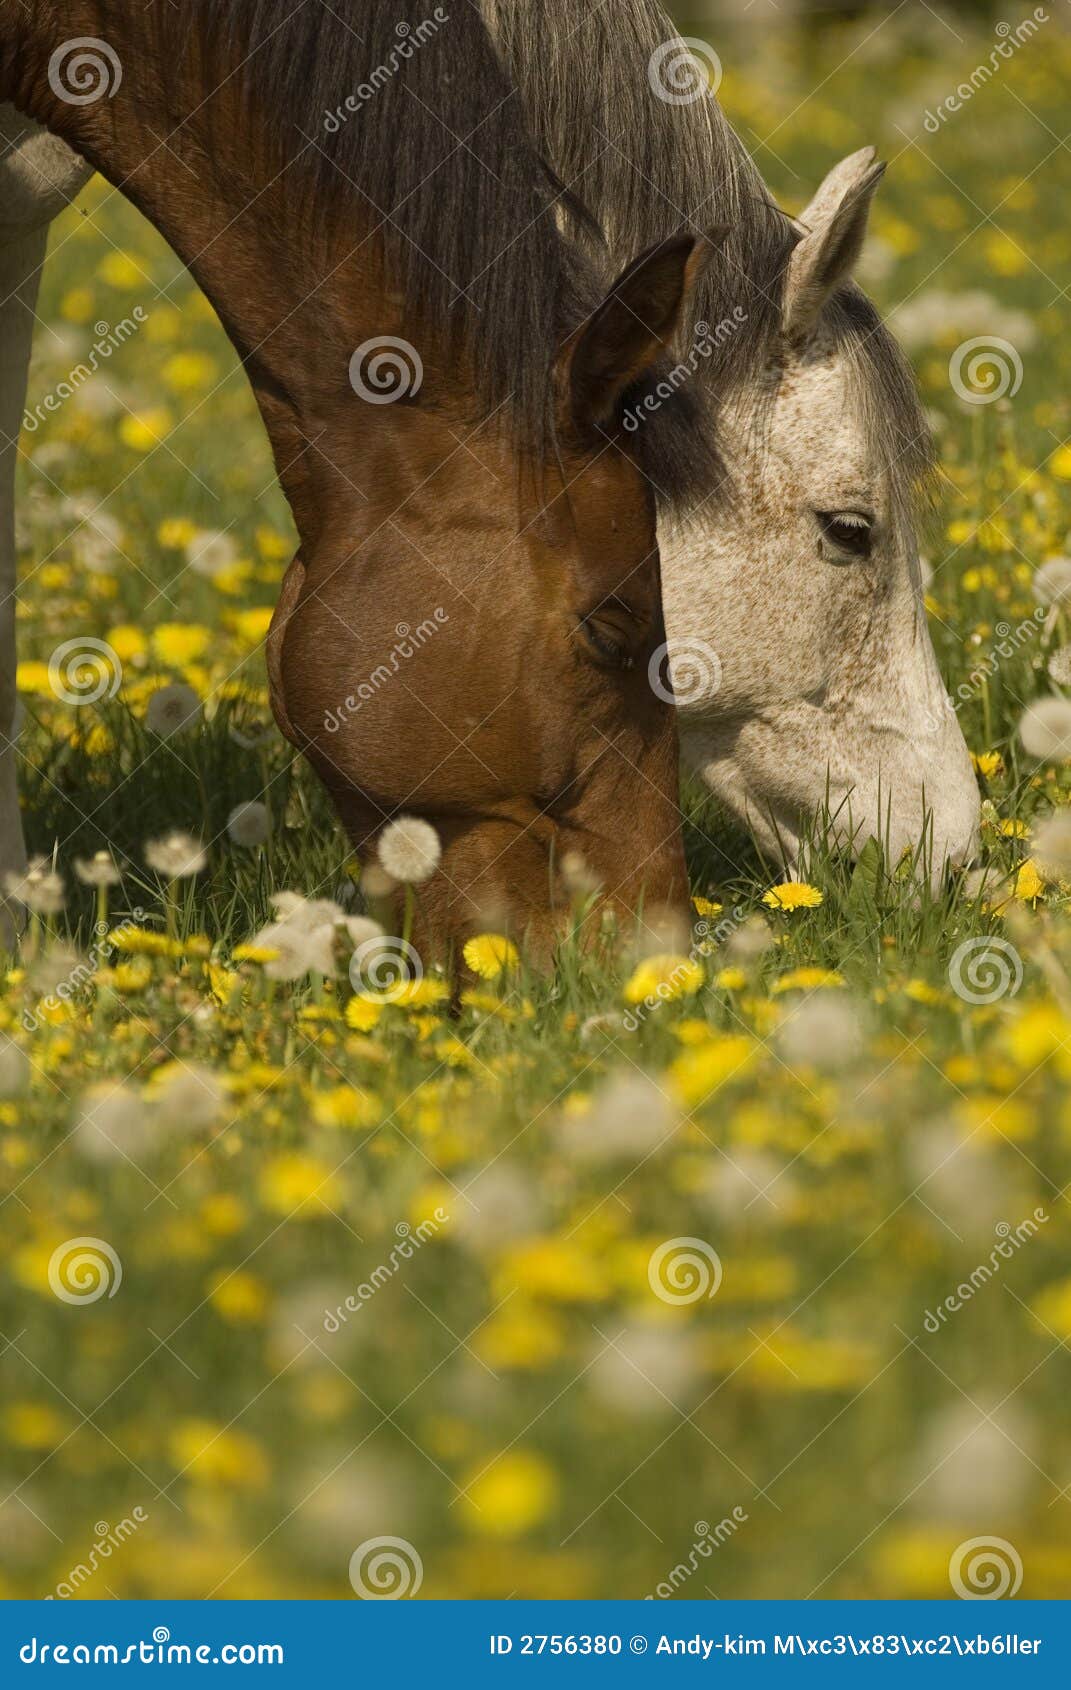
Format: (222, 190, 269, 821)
(782, 148, 885, 351)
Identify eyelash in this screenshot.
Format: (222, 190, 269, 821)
(818, 511, 874, 558)
(582, 620, 633, 668)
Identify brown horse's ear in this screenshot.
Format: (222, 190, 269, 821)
(563, 228, 725, 436)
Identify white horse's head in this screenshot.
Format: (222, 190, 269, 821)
(659, 150, 979, 876)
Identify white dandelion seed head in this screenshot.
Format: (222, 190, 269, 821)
(917, 1404, 1035, 1520)
(724, 914, 774, 967)
(145, 683, 202, 738)
(587, 1326, 701, 1418)
(359, 863, 397, 900)
(960, 862, 1011, 913)
(74, 849, 121, 888)
(269, 893, 345, 932)
(1033, 555, 1071, 607)
(73, 1083, 151, 1164)
(631, 904, 693, 960)
(144, 831, 207, 879)
(376, 816, 442, 884)
(556, 1073, 676, 1163)
(698, 1151, 792, 1224)
(226, 801, 272, 848)
(341, 916, 385, 949)
(3, 856, 66, 915)
(1032, 809, 1071, 882)
(253, 920, 337, 981)
(1019, 696, 1071, 761)
(28, 943, 84, 1000)
(777, 995, 867, 1072)
(560, 850, 602, 897)
(185, 528, 239, 578)
(1048, 645, 1071, 688)
(451, 1165, 543, 1255)
(151, 1063, 226, 1132)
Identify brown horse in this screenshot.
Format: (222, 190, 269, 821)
(0, 3, 722, 959)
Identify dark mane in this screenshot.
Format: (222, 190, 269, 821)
(137, 0, 714, 505)
(482, 0, 934, 512)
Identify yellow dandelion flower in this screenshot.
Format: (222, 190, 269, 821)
(256, 525, 292, 560)
(692, 895, 724, 918)
(14, 661, 52, 696)
(772, 967, 846, 994)
(109, 926, 177, 957)
(258, 1153, 338, 1215)
(162, 351, 218, 393)
(208, 1270, 269, 1324)
(1050, 444, 1071, 480)
(310, 1087, 378, 1129)
(459, 1450, 559, 1538)
(476, 1303, 566, 1370)
(60, 286, 95, 324)
(763, 882, 823, 911)
(1031, 1277, 1071, 1338)
(345, 996, 385, 1032)
(157, 517, 199, 549)
(623, 953, 703, 1005)
(98, 251, 145, 289)
(200, 1194, 246, 1236)
(232, 943, 280, 965)
(228, 606, 273, 647)
(4, 1402, 69, 1450)
(119, 408, 172, 451)
(1015, 858, 1045, 903)
(463, 933, 520, 979)
(151, 622, 212, 667)
(169, 1419, 269, 1490)
(669, 1034, 758, 1108)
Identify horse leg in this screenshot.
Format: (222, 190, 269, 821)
(0, 113, 90, 945)
(0, 222, 51, 945)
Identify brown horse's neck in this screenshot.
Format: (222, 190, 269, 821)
(0, 2, 469, 549)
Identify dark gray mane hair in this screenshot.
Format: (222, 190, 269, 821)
(139, 0, 715, 506)
(481, 0, 934, 513)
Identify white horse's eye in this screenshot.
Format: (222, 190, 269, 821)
(817, 510, 874, 560)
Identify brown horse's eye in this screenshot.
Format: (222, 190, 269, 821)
(576, 602, 646, 670)
(817, 510, 874, 560)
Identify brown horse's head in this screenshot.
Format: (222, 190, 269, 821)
(268, 236, 713, 960)
(1, 0, 722, 963)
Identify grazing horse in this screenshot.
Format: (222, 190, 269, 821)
(0, 3, 720, 956)
(486, 0, 981, 876)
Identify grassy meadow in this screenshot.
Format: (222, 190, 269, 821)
(3, 10, 1071, 1600)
